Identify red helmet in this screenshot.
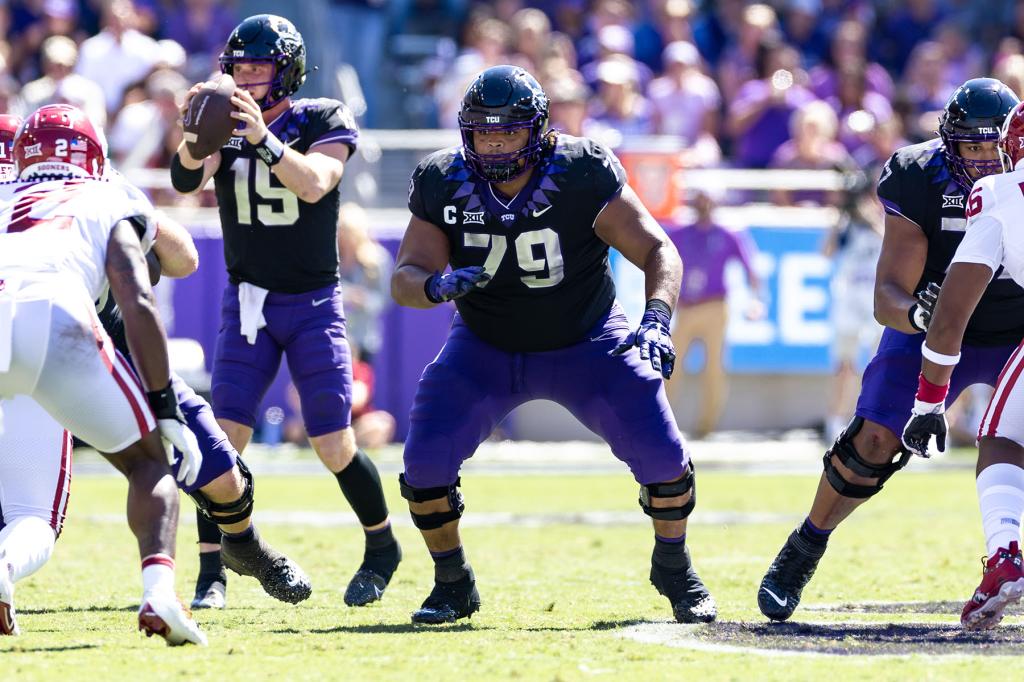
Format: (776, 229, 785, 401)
(14, 104, 105, 180)
(998, 100, 1024, 173)
(0, 114, 21, 182)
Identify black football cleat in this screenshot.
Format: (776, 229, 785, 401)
(758, 529, 827, 621)
(649, 545, 717, 623)
(410, 571, 481, 624)
(344, 540, 402, 607)
(221, 530, 312, 605)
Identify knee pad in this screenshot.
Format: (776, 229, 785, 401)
(398, 474, 464, 530)
(639, 463, 696, 521)
(188, 456, 255, 526)
(823, 417, 912, 499)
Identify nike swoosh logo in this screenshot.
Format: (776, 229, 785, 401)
(762, 587, 788, 607)
(532, 205, 553, 217)
(311, 297, 331, 307)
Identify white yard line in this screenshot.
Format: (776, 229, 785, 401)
(80, 509, 801, 528)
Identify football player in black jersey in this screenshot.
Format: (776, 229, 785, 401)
(758, 78, 1024, 622)
(392, 65, 715, 624)
(170, 14, 399, 609)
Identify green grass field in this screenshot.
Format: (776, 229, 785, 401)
(2, 446, 1021, 681)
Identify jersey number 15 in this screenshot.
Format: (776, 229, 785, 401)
(231, 158, 300, 226)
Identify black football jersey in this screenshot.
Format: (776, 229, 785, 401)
(877, 139, 1024, 346)
(213, 98, 358, 294)
(409, 134, 626, 352)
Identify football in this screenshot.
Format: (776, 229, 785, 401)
(182, 73, 237, 159)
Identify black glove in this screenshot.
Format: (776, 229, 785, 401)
(901, 398, 947, 458)
(908, 282, 941, 332)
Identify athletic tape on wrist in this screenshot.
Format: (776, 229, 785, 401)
(921, 344, 961, 366)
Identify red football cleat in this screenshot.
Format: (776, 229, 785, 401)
(0, 566, 18, 636)
(961, 541, 1024, 630)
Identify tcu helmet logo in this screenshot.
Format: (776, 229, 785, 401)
(485, 116, 501, 123)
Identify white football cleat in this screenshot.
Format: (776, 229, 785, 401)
(191, 580, 227, 610)
(138, 594, 208, 646)
(0, 565, 18, 636)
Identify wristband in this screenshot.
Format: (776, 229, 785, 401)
(424, 273, 442, 304)
(146, 381, 178, 420)
(170, 153, 205, 192)
(643, 298, 672, 328)
(908, 303, 928, 332)
(254, 132, 285, 167)
(916, 373, 949, 404)
(921, 344, 961, 366)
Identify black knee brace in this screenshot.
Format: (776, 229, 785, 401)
(639, 463, 696, 521)
(398, 474, 465, 530)
(189, 457, 255, 526)
(823, 417, 912, 499)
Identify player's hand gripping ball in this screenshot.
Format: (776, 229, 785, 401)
(230, 88, 271, 146)
(181, 73, 238, 159)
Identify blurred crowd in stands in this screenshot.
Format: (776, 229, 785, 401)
(2, 0, 1022, 187)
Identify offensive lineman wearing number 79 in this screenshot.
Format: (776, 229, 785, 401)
(170, 14, 401, 610)
(391, 65, 715, 624)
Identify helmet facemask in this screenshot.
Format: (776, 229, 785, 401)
(459, 113, 547, 183)
(940, 129, 1002, 193)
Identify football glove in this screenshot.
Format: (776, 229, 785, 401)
(147, 383, 203, 487)
(425, 266, 491, 303)
(908, 282, 941, 332)
(901, 397, 948, 458)
(611, 299, 676, 379)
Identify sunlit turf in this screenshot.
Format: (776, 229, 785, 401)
(2, 451, 1019, 681)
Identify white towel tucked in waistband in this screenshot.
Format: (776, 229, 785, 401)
(238, 282, 269, 345)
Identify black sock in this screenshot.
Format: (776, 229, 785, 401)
(798, 517, 832, 547)
(361, 524, 401, 580)
(431, 546, 470, 583)
(335, 450, 389, 527)
(198, 548, 226, 584)
(197, 508, 222, 544)
(653, 534, 688, 569)
(222, 524, 256, 544)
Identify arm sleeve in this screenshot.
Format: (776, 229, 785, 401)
(307, 100, 359, 155)
(731, 229, 758, 277)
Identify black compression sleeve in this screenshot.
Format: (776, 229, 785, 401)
(170, 153, 205, 193)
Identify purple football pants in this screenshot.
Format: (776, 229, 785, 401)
(402, 302, 690, 488)
(856, 327, 1017, 437)
(212, 282, 353, 438)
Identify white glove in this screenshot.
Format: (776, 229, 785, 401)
(157, 417, 203, 487)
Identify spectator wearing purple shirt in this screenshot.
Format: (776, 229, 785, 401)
(770, 100, 855, 206)
(727, 39, 817, 169)
(808, 20, 894, 102)
(825, 61, 893, 157)
(667, 191, 762, 438)
(159, 0, 239, 82)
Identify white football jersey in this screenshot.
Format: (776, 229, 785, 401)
(0, 174, 156, 300)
